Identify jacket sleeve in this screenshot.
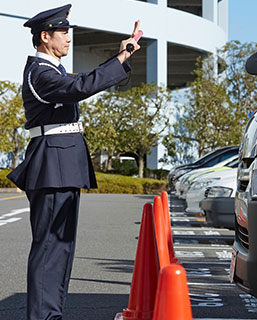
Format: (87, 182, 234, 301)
(32, 57, 131, 104)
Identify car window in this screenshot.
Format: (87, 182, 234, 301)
(195, 150, 222, 165)
(202, 150, 239, 167)
(194, 147, 239, 166)
(204, 157, 221, 167)
(219, 150, 239, 162)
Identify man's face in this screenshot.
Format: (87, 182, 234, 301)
(46, 28, 71, 59)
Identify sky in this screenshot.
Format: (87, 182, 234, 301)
(229, 0, 257, 43)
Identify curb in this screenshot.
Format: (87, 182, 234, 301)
(0, 188, 23, 193)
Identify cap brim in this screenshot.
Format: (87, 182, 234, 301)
(54, 24, 77, 29)
(246, 52, 257, 75)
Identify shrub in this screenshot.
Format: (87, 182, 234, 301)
(0, 169, 168, 194)
(144, 168, 169, 180)
(108, 158, 138, 176)
(0, 169, 16, 188)
(84, 172, 168, 194)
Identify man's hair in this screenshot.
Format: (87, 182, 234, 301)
(32, 29, 56, 49)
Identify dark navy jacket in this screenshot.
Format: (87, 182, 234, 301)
(7, 55, 131, 191)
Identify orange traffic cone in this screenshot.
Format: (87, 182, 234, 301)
(153, 264, 193, 320)
(153, 196, 170, 268)
(121, 203, 160, 320)
(161, 191, 177, 263)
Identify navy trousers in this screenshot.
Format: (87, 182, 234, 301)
(26, 187, 81, 320)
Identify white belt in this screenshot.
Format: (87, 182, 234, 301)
(29, 122, 84, 138)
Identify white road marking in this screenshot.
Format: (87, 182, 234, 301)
(240, 293, 257, 313)
(0, 217, 22, 223)
(216, 250, 232, 260)
(0, 207, 29, 219)
(204, 230, 221, 236)
(183, 261, 230, 265)
(172, 218, 190, 222)
(173, 230, 196, 235)
(176, 251, 205, 257)
(174, 246, 231, 250)
(172, 226, 230, 231)
(188, 282, 235, 286)
(0, 207, 29, 226)
(210, 244, 231, 247)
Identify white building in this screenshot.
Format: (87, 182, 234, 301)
(0, 0, 228, 169)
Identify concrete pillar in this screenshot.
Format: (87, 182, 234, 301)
(146, 36, 167, 169)
(146, 38, 167, 94)
(202, 0, 217, 24)
(146, 39, 157, 84)
(218, 0, 228, 34)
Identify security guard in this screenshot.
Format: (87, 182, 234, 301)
(7, 4, 140, 320)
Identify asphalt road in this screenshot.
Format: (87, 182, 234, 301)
(170, 195, 257, 320)
(0, 192, 256, 320)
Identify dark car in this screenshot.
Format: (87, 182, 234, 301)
(198, 158, 238, 230)
(230, 113, 257, 297)
(200, 186, 235, 230)
(168, 146, 240, 193)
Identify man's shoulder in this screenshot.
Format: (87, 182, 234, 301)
(24, 56, 62, 76)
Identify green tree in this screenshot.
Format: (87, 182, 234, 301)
(80, 83, 172, 178)
(80, 91, 132, 170)
(219, 40, 257, 124)
(122, 83, 172, 177)
(169, 41, 257, 159)
(0, 81, 27, 168)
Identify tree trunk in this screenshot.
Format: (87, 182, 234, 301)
(138, 155, 144, 178)
(10, 152, 18, 170)
(107, 156, 112, 171)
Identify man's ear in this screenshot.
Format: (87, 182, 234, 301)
(40, 31, 50, 44)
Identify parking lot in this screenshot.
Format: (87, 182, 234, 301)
(170, 194, 257, 319)
(0, 192, 257, 319)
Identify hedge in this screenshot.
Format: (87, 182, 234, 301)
(0, 169, 16, 188)
(86, 172, 168, 194)
(0, 169, 168, 194)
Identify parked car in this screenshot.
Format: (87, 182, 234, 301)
(199, 170, 237, 230)
(168, 145, 239, 193)
(175, 155, 238, 199)
(230, 112, 257, 297)
(186, 159, 237, 213)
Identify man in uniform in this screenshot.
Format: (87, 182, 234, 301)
(7, 4, 140, 320)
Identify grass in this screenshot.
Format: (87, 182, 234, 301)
(0, 169, 168, 194)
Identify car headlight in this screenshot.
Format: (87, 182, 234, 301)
(248, 160, 257, 199)
(206, 186, 233, 198)
(250, 168, 257, 199)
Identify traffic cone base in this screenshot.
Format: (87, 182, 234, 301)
(123, 308, 153, 320)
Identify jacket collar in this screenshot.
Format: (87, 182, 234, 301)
(35, 52, 60, 67)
